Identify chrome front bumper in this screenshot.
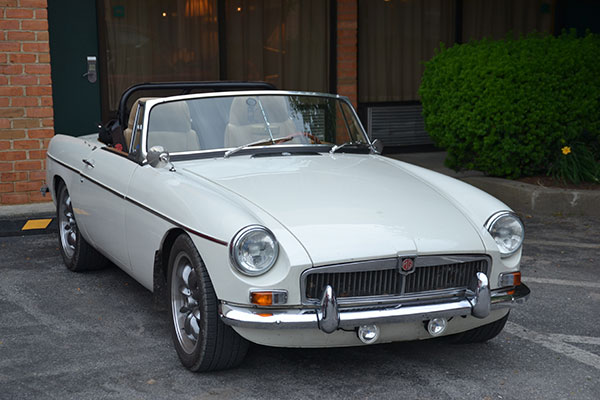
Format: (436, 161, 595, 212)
(219, 273, 530, 333)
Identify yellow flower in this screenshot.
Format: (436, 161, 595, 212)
(561, 146, 571, 155)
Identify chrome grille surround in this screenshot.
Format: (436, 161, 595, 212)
(301, 255, 490, 306)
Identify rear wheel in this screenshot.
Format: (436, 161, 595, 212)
(448, 311, 510, 344)
(56, 182, 108, 271)
(167, 234, 249, 371)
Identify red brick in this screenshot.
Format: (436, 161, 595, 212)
(35, 8, 47, 19)
(20, 0, 47, 7)
(9, 53, 37, 64)
(41, 119, 54, 127)
(0, 183, 15, 193)
(21, 20, 48, 31)
(1, 172, 28, 182)
(0, 107, 24, 118)
(338, 21, 357, 30)
(29, 170, 46, 180)
(29, 191, 52, 203)
(0, 42, 20, 52)
(0, 141, 10, 150)
(22, 42, 49, 52)
(41, 96, 52, 106)
(10, 75, 38, 86)
(0, 87, 24, 96)
(28, 150, 47, 159)
(5, 8, 34, 19)
(0, 118, 10, 128)
(13, 140, 40, 150)
(0, 1, 19, 7)
(27, 128, 53, 138)
(25, 86, 51, 96)
(0, 162, 14, 172)
(14, 160, 41, 171)
(38, 75, 51, 85)
(0, 76, 7, 85)
(24, 64, 51, 75)
(38, 53, 50, 63)
(7, 31, 36, 41)
(1, 193, 28, 204)
(0, 151, 26, 161)
(15, 180, 44, 192)
(0, 54, 6, 64)
(0, 98, 9, 107)
(36, 31, 48, 41)
(25, 107, 53, 118)
(0, 20, 20, 30)
(11, 96, 39, 107)
(11, 119, 39, 129)
(0, 64, 23, 75)
(0, 129, 25, 139)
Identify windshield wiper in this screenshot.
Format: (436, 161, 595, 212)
(223, 135, 297, 158)
(329, 141, 368, 154)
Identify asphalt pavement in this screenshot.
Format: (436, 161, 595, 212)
(0, 214, 599, 399)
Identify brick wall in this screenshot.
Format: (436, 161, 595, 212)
(0, 0, 53, 205)
(336, 0, 358, 107)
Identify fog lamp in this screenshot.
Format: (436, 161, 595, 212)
(426, 318, 448, 337)
(357, 325, 380, 344)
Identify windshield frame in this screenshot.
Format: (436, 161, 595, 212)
(139, 90, 372, 162)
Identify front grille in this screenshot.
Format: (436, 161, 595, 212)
(304, 257, 488, 301)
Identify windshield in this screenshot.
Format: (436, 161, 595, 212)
(146, 94, 368, 154)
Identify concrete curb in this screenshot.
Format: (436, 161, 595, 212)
(0, 201, 54, 219)
(462, 176, 600, 217)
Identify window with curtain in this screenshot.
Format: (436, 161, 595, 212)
(225, 0, 330, 92)
(101, 0, 219, 112)
(358, 0, 456, 103)
(462, 0, 553, 41)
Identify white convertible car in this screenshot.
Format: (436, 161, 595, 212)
(46, 82, 529, 371)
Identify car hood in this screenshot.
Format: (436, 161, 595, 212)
(181, 154, 485, 266)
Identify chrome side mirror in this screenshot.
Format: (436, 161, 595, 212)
(147, 145, 170, 169)
(371, 139, 384, 155)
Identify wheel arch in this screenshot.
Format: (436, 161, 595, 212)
(152, 227, 187, 310)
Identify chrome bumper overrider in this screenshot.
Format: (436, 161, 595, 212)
(219, 273, 530, 333)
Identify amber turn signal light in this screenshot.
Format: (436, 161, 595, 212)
(498, 271, 521, 288)
(249, 290, 288, 306)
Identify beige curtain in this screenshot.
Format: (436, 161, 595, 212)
(462, 0, 554, 41)
(102, 0, 219, 111)
(358, 0, 456, 103)
(225, 0, 330, 92)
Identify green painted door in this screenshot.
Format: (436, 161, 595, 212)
(48, 0, 101, 136)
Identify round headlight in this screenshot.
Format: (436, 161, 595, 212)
(229, 226, 279, 276)
(485, 211, 524, 257)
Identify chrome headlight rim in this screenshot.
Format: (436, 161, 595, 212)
(229, 225, 279, 276)
(485, 210, 525, 257)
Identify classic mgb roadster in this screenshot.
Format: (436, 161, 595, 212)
(46, 82, 529, 371)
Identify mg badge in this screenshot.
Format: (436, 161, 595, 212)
(398, 257, 416, 275)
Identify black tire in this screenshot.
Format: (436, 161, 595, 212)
(167, 234, 249, 372)
(56, 182, 109, 272)
(448, 311, 510, 344)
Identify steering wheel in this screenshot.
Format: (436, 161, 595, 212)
(275, 132, 322, 145)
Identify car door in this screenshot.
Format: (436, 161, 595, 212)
(74, 146, 138, 269)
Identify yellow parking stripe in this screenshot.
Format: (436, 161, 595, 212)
(21, 219, 52, 231)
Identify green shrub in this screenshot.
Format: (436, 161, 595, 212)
(419, 31, 600, 179)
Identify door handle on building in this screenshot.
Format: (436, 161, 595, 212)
(82, 56, 97, 83)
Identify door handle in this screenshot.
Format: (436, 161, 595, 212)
(83, 56, 97, 83)
(82, 159, 95, 168)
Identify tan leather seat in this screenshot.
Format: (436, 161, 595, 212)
(123, 97, 155, 151)
(224, 96, 297, 148)
(147, 101, 200, 153)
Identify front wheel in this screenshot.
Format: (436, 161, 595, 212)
(448, 311, 510, 344)
(56, 182, 108, 272)
(167, 234, 249, 371)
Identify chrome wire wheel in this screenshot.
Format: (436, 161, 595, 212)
(170, 252, 202, 354)
(58, 186, 77, 260)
